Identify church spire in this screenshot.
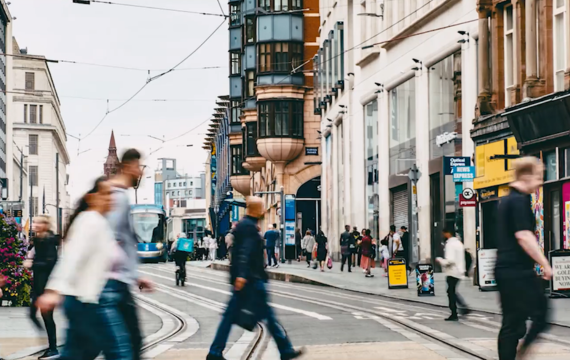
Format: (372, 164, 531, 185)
(104, 130, 120, 178)
(109, 130, 116, 149)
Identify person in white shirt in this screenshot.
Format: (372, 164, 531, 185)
(207, 234, 218, 261)
(436, 228, 470, 321)
(390, 225, 403, 258)
(37, 177, 137, 360)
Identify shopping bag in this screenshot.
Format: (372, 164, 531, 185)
(327, 257, 333, 269)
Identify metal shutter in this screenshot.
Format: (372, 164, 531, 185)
(391, 187, 409, 230)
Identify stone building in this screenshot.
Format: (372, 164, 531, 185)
(103, 131, 120, 178)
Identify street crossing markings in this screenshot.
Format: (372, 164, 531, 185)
(140, 269, 333, 321)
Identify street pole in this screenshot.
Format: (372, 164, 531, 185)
(408, 164, 421, 265)
(280, 186, 285, 263)
(29, 165, 33, 234)
(19, 150, 23, 202)
(56, 153, 60, 234)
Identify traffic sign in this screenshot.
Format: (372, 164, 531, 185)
(452, 166, 475, 182)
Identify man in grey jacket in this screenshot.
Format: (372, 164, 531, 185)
(107, 149, 155, 360)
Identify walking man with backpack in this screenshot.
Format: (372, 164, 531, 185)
(340, 225, 354, 272)
(436, 228, 470, 321)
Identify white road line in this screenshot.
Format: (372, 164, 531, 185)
(140, 269, 333, 321)
(374, 306, 407, 314)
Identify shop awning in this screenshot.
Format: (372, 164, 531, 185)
(504, 90, 570, 152)
(224, 198, 246, 207)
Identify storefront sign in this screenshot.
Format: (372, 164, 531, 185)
(436, 132, 458, 147)
(416, 264, 435, 296)
(388, 258, 408, 289)
(550, 251, 570, 297)
(305, 147, 319, 156)
(443, 156, 471, 175)
(452, 166, 475, 182)
(459, 188, 477, 207)
(474, 137, 519, 189)
(477, 249, 498, 291)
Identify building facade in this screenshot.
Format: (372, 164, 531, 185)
(103, 131, 120, 178)
(472, 0, 570, 259)
(220, 0, 322, 253)
(0, 1, 10, 180)
(315, 0, 479, 261)
(8, 41, 70, 233)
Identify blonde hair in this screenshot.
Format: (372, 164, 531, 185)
(35, 215, 52, 231)
(514, 156, 542, 180)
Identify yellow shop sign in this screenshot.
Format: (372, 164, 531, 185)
(474, 137, 519, 190)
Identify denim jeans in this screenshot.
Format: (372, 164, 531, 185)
(60, 280, 142, 360)
(209, 280, 295, 357)
(267, 248, 277, 266)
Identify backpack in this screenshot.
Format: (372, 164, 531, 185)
(464, 250, 473, 277)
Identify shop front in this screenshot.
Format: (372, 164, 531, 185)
(473, 136, 519, 249)
(505, 89, 570, 253)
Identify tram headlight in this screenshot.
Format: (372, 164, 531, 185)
(155, 242, 163, 250)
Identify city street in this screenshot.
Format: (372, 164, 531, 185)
(120, 263, 570, 359)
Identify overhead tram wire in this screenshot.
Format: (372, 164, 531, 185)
(91, 0, 227, 17)
(78, 18, 227, 141)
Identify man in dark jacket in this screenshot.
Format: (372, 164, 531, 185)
(207, 197, 304, 360)
(340, 225, 354, 272)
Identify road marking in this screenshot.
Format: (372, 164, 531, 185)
(140, 270, 333, 321)
(225, 329, 257, 360)
(374, 306, 407, 314)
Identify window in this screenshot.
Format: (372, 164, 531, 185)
(168, 183, 171, 188)
(229, 4, 241, 26)
(29, 135, 38, 155)
(230, 100, 242, 124)
(565, 148, 570, 177)
(554, 0, 567, 91)
(258, 0, 302, 11)
(258, 100, 304, 138)
(183, 182, 186, 186)
(230, 52, 241, 76)
(24, 104, 27, 123)
(390, 78, 417, 174)
(25, 72, 35, 91)
(32, 197, 38, 216)
(245, 17, 256, 43)
(39, 105, 43, 124)
(258, 43, 271, 72)
(245, 71, 255, 98)
(544, 150, 557, 181)
(30, 165, 38, 186)
(29, 105, 37, 124)
(231, 145, 248, 175)
(504, 5, 515, 106)
(257, 42, 303, 73)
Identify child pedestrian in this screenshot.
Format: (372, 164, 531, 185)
(379, 238, 390, 277)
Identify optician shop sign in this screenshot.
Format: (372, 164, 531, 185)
(443, 156, 471, 175)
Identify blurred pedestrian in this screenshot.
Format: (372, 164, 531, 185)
(203, 234, 212, 261)
(340, 225, 353, 272)
(206, 197, 304, 360)
(26, 215, 60, 360)
(496, 157, 551, 360)
(379, 238, 390, 277)
(170, 233, 189, 286)
(218, 235, 227, 260)
(264, 225, 279, 268)
(208, 234, 218, 261)
(295, 229, 302, 262)
(351, 227, 361, 267)
(360, 229, 375, 278)
(391, 225, 402, 259)
(38, 177, 135, 360)
(315, 230, 328, 272)
(302, 230, 315, 268)
(400, 226, 411, 273)
(436, 228, 469, 321)
(226, 223, 237, 264)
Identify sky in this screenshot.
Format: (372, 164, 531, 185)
(9, 0, 228, 205)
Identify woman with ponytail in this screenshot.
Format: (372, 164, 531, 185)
(37, 177, 133, 360)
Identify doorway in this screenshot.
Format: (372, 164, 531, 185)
(296, 177, 322, 235)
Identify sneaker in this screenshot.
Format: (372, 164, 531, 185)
(445, 315, 459, 321)
(281, 348, 305, 360)
(39, 349, 59, 360)
(206, 354, 227, 360)
(459, 308, 472, 316)
(273, 264, 279, 268)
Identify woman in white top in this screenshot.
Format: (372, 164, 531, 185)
(37, 177, 133, 360)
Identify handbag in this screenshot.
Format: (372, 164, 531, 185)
(234, 285, 257, 331)
(327, 257, 333, 269)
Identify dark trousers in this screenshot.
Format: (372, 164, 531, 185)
(267, 247, 277, 266)
(60, 280, 142, 360)
(30, 268, 57, 350)
(209, 280, 295, 357)
(175, 252, 187, 278)
(497, 273, 548, 360)
(305, 251, 312, 265)
(341, 254, 352, 271)
(446, 276, 467, 316)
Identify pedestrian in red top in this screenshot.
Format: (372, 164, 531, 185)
(360, 229, 375, 278)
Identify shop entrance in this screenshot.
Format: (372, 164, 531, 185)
(296, 177, 322, 235)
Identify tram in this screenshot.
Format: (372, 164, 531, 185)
(131, 204, 167, 262)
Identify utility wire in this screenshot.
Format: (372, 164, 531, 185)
(216, 0, 226, 17)
(91, 0, 227, 17)
(78, 18, 227, 140)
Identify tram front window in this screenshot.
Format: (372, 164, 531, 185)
(132, 213, 165, 243)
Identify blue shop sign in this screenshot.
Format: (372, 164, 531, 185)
(443, 156, 471, 175)
(452, 166, 475, 182)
